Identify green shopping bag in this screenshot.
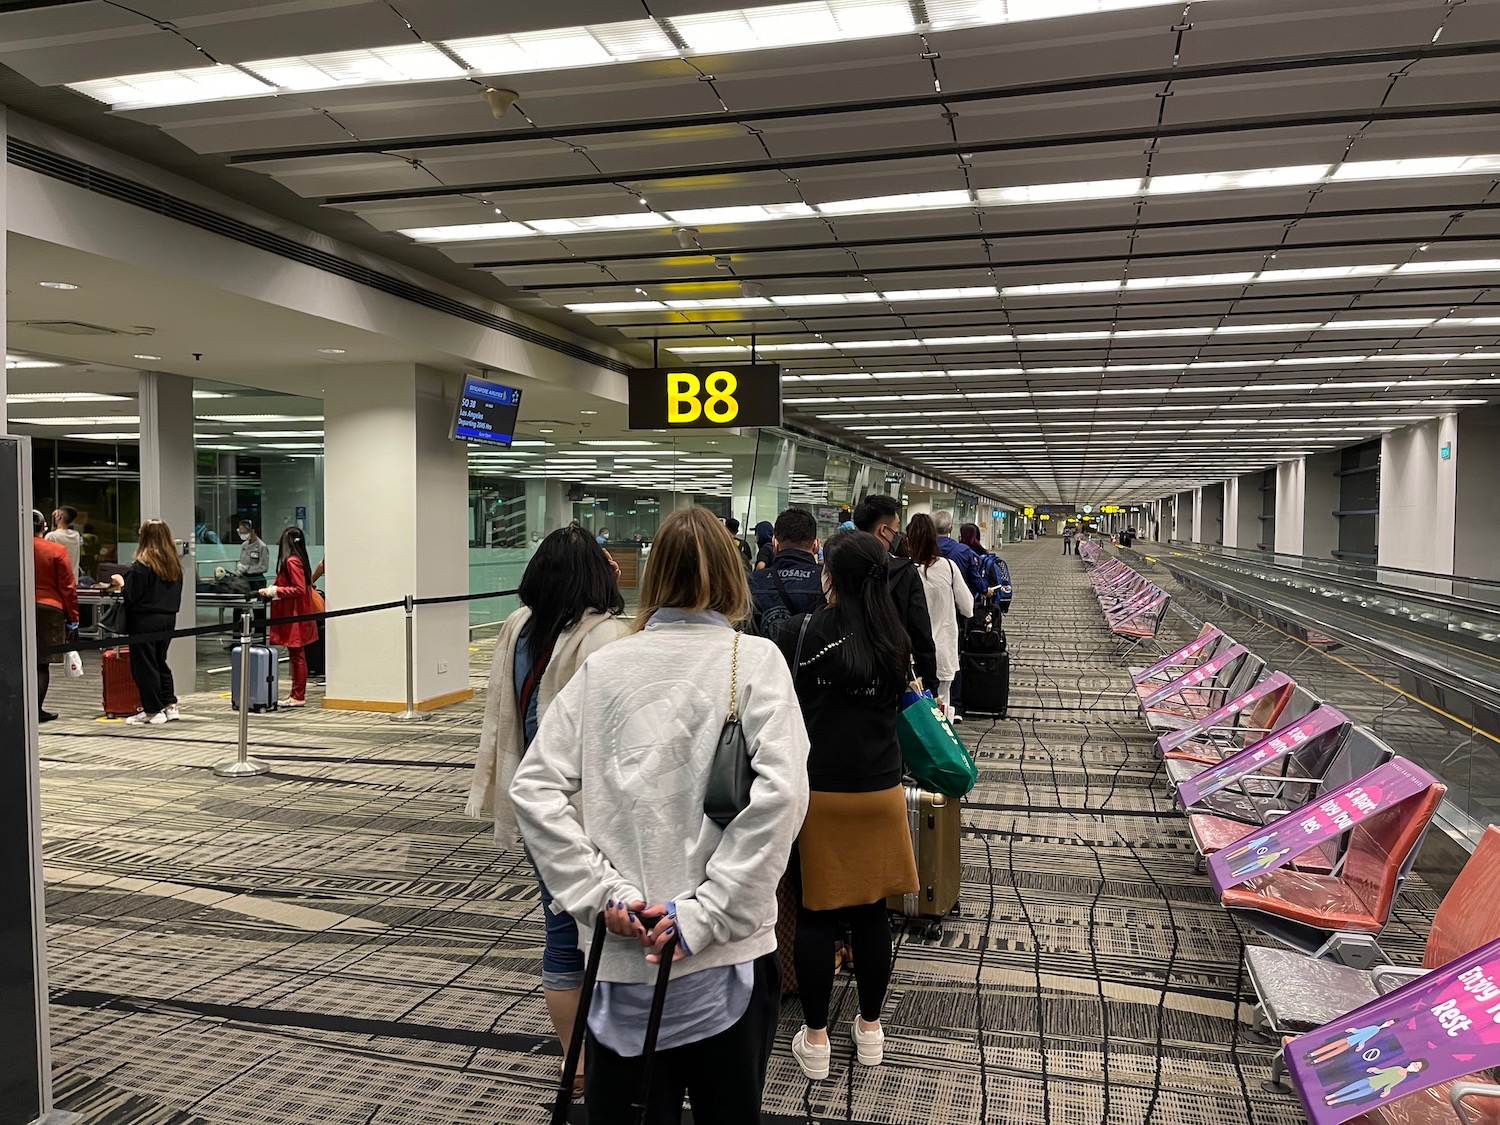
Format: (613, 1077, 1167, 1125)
(896, 690, 978, 798)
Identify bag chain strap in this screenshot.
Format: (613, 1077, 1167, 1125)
(727, 631, 741, 722)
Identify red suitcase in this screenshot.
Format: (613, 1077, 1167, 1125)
(102, 648, 142, 718)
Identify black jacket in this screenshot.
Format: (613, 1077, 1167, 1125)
(777, 610, 904, 793)
(749, 548, 825, 637)
(123, 560, 183, 622)
(889, 556, 939, 691)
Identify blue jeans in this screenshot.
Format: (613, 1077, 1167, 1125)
(535, 862, 585, 991)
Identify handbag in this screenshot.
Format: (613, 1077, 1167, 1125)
(897, 667, 978, 798)
(704, 631, 755, 828)
(97, 596, 127, 637)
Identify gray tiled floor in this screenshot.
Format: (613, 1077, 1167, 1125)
(36, 542, 1437, 1124)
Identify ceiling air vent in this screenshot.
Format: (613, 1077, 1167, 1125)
(21, 320, 132, 336)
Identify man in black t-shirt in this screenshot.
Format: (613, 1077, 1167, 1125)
(750, 509, 826, 638)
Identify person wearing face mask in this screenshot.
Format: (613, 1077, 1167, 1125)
(852, 495, 938, 693)
(234, 518, 270, 580)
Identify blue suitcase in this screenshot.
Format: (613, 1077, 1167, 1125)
(231, 644, 279, 713)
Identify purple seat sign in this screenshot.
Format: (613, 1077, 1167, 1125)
(1158, 671, 1295, 755)
(1176, 705, 1349, 808)
(1206, 757, 1439, 896)
(1132, 628, 1224, 686)
(1140, 644, 1249, 709)
(1286, 934, 1500, 1125)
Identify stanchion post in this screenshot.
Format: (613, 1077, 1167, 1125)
(391, 593, 430, 723)
(214, 609, 271, 777)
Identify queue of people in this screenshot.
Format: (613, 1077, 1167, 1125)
(474, 496, 1014, 1120)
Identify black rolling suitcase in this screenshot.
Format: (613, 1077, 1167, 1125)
(961, 601, 1009, 717)
(552, 915, 678, 1125)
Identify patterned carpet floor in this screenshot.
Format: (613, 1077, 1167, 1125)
(36, 540, 1442, 1124)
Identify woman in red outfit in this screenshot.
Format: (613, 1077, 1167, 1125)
(260, 527, 319, 707)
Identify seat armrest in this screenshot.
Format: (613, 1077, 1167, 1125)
(1450, 1080, 1500, 1125)
(1370, 965, 1427, 994)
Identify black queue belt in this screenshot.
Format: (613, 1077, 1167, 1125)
(39, 589, 519, 657)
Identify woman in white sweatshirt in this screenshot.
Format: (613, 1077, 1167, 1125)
(467, 526, 629, 1096)
(905, 513, 974, 715)
(511, 506, 811, 1124)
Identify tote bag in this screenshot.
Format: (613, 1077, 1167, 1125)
(896, 686, 977, 798)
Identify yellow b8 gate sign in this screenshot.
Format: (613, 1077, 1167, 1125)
(630, 365, 783, 430)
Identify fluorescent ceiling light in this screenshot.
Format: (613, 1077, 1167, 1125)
(407, 156, 1500, 246)
(817, 191, 974, 215)
(404, 222, 536, 243)
(20, 416, 140, 426)
(232, 431, 324, 438)
(248, 44, 464, 91)
(7, 392, 130, 403)
(5, 355, 63, 369)
(978, 178, 1141, 205)
(62, 432, 138, 441)
(200, 414, 323, 422)
(70, 0, 1204, 110)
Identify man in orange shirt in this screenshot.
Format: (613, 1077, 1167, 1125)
(34, 510, 78, 723)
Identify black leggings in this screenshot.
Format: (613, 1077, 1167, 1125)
(794, 899, 893, 1030)
(128, 616, 177, 714)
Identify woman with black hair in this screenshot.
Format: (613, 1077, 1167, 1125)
(261, 526, 319, 707)
(777, 529, 919, 1080)
(467, 525, 628, 1097)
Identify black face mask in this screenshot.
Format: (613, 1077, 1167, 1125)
(887, 531, 911, 559)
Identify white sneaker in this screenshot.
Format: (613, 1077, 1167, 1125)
(951, 713, 964, 725)
(852, 1018, 884, 1066)
(125, 712, 166, 726)
(163, 705, 180, 721)
(791, 1027, 831, 1080)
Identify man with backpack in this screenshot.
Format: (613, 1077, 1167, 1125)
(853, 495, 939, 693)
(750, 509, 826, 638)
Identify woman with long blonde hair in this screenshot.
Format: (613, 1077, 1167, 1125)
(511, 506, 810, 1123)
(110, 519, 184, 726)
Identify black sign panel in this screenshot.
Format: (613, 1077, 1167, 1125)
(0, 436, 48, 1123)
(629, 365, 782, 430)
(451, 375, 522, 447)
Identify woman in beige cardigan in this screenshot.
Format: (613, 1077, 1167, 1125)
(467, 526, 628, 1095)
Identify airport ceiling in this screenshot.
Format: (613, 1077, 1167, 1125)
(3, 0, 1499, 506)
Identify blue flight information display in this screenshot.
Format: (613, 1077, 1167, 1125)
(452, 376, 522, 447)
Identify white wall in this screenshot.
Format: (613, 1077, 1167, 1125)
(1379, 415, 1457, 574)
(1454, 405, 1500, 580)
(1274, 459, 1306, 555)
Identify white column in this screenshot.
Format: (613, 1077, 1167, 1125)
(1191, 488, 1205, 544)
(525, 478, 567, 544)
(138, 370, 197, 692)
(1274, 460, 1306, 556)
(1223, 479, 1240, 548)
(323, 365, 470, 711)
(1379, 414, 1459, 574)
(1454, 405, 1500, 580)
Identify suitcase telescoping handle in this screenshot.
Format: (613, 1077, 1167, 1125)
(550, 912, 680, 1125)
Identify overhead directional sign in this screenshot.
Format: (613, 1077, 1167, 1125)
(629, 365, 782, 429)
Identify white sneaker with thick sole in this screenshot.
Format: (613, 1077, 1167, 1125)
(125, 712, 166, 726)
(791, 1027, 831, 1080)
(163, 705, 180, 721)
(852, 1019, 885, 1066)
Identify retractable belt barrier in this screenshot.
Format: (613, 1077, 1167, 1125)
(39, 589, 518, 656)
(36, 586, 522, 776)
